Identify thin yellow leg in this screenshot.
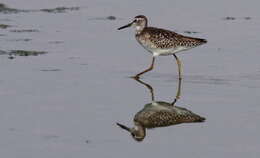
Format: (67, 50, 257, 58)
(173, 54, 182, 80)
(133, 57, 155, 79)
(133, 78, 155, 101)
(171, 78, 182, 105)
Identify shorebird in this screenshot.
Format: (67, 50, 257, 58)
(118, 15, 207, 79)
(116, 78, 205, 141)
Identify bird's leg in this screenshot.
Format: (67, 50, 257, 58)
(133, 78, 155, 101)
(173, 54, 182, 80)
(171, 78, 182, 106)
(133, 57, 155, 79)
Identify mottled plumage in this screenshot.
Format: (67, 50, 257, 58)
(136, 27, 206, 52)
(134, 101, 205, 128)
(117, 101, 205, 141)
(118, 15, 207, 79)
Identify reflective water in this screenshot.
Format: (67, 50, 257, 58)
(117, 78, 205, 141)
(1, 0, 260, 158)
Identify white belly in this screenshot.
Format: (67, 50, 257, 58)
(137, 38, 190, 57)
(153, 46, 190, 56)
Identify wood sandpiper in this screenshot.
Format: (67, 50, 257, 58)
(118, 15, 207, 79)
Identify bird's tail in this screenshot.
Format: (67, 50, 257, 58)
(195, 116, 206, 122)
(196, 38, 207, 44)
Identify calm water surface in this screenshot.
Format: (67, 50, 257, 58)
(0, 0, 260, 158)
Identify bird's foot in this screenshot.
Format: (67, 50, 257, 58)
(130, 75, 140, 80)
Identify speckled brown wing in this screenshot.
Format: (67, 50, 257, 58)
(134, 110, 177, 128)
(134, 106, 205, 129)
(179, 34, 207, 48)
(141, 27, 207, 49)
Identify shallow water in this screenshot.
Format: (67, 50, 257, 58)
(0, 0, 260, 158)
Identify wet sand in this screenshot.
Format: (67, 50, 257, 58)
(0, 0, 260, 158)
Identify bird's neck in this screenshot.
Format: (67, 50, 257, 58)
(133, 122, 146, 140)
(135, 26, 145, 35)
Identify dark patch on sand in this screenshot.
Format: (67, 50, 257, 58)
(0, 24, 11, 29)
(223, 16, 252, 21)
(9, 50, 47, 56)
(0, 3, 80, 14)
(7, 38, 32, 42)
(223, 16, 236, 20)
(40, 69, 62, 72)
(244, 17, 252, 20)
(3, 50, 47, 59)
(0, 3, 29, 14)
(0, 50, 7, 55)
(68, 57, 81, 60)
(40, 7, 80, 13)
(106, 16, 116, 20)
(85, 140, 91, 144)
(89, 16, 118, 20)
(1, 50, 47, 59)
(48, 41, 64, 44)
(9, 29, 39, 33)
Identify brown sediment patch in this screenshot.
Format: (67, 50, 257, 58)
(0, 24, 11, 29)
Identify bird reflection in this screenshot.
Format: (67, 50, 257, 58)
(117, 78, 205, 141)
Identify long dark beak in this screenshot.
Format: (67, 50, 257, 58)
(117, 22, 133, 30)
(116, 122, 131, 132)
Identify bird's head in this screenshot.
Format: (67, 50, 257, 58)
(116, 122, 146, 142)
(118, 15, 148, 34)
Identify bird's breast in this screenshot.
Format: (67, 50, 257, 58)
(136, 35, 162, 54)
